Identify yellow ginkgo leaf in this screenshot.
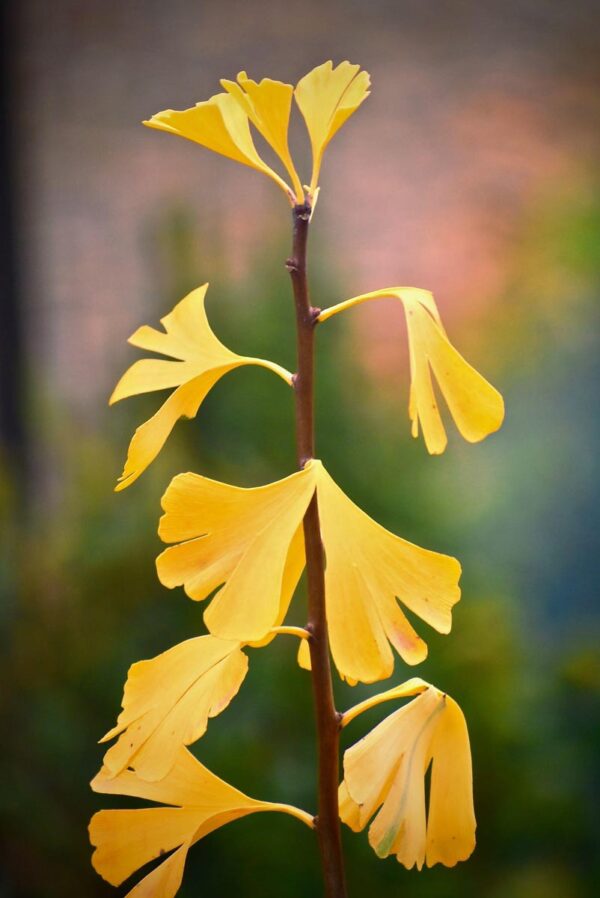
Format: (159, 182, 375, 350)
(221, 72, 304, 201)
(295, 60, 371, 194)
(110, 284, 291, 490)
(319, 287, 505, 454)
(144, 92, 293, 199)
(156, 465, 313, 642)
(316, 466, 460, 683)
(99, 636, 248, 782)
(157, 460, 460, 684)
(90, 748, 313, 898)
(339, 680, 476, 869)
(143, 63, 372, 205)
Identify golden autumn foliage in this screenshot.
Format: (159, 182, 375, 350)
(92, 59, 503, 898)
(156, 460, 460, 684)
(340, 679, 476, 869)
(110, 284, 291, 490)
(90, 749, 312, 898)
(144, 61, 369, 204)
(320, 287, 504, 454)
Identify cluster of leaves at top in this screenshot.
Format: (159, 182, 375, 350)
(90, 61, 505, 898)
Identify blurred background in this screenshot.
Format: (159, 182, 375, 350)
(1, 1, 599, 896)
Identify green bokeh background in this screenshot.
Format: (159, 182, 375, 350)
(1, 2, 599, 897)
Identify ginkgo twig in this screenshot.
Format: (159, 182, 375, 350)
(287, 200, 347, 898)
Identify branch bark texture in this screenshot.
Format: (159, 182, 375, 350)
(287, 202, 348, 898)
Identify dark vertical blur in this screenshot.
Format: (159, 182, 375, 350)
(0, 0, 27, 493)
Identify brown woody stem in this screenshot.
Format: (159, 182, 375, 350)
(287, 202, 348, 898)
